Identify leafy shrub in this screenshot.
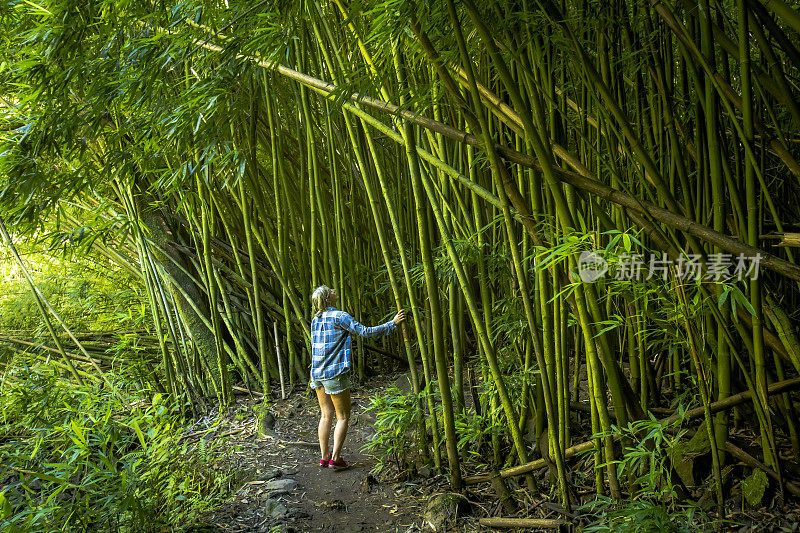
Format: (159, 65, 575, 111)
(362, 384, 421, 474)
(580, 414, 717, 533)
(454, 408, 493, 463)
(364, 379, 497, 475)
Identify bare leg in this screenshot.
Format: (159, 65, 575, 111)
(315, 387, 335, 462)
(330, 388, 351, 461)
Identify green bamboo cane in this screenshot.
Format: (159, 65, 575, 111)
(674, 275, 725, 515)
(393, 42, 462, 490)
(740, 0, 779, 471)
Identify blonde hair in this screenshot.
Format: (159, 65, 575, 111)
(311, 285, 335, 318)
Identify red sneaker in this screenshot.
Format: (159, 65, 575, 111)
(328, 457, 350, 470)
(320, 458, 330, 468)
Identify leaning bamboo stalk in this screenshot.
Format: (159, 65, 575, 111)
(146, 247, 246, 388)
(120, 175, 207, 404)
(699, 0, 733, 464)
(212, 267, 263, 389)
(741, 0, 779, 472)
(240, 177, 271, 396)
(0, 216, 84, 384)
(118, 197, 176, 396)
(753, 0, 800, 46)
(172, 23, 800, 282)
(674, 275, 725, 515)
(445, 0, 569, 504)
(572, 266, 622, 499)
(0, 336, 105, 366)
(200, 174, 233, 405)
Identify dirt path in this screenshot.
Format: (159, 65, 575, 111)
(202, 374, 430, 532)
(192, 371, 800, 533)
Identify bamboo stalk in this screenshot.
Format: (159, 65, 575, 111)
(393, 41, 462, 490)
(478, 517, 566, 529)
(274, 321, 285, 400)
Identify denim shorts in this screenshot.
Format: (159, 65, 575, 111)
(310, 371, 351, 395)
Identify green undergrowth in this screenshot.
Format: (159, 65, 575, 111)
(362, 380, 502, 476)
(0, 243, 237, 531)
(0, 361, 236, 532)
(362, 384, 421, 474)
(580, 415, 722, 533)
(365, 383, 734, 532)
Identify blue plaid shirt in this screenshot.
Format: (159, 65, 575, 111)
(310, 307, 396, 381)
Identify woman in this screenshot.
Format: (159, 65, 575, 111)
(310, 285, 406, 470)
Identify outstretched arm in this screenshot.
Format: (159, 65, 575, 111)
(337, 310, 405, 338)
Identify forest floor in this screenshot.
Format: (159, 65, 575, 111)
(194, 372, 476, 533)
(187, 371, 800, 533)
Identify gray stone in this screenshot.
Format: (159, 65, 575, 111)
(265, 499, 288, 519)
(392, 372, 414, 394)
(279, 467, 298, 476)
(257, 410, 276, 437)
(265, 478, 298, 495)
(423, 493, 470, 531)
(260, 467, 282, 480)
(356, 411, 376, 426)
(522, 413, 539, 445)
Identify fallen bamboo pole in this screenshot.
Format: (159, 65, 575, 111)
(663, 376, 800, 424)
(465, 376, 800, 484)
(478, 517, 566, 529)
(723, 441, 800, 496)
(0, 336, 106, 366)
(232, 386, 264, 397)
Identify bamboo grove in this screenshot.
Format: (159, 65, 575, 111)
(3, 0, 800, 512)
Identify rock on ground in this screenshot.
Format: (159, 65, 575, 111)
(423, 492, 470, 531)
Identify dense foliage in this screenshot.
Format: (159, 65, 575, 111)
(3, 0, 800, 528)
(0, 247, 236, 532)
